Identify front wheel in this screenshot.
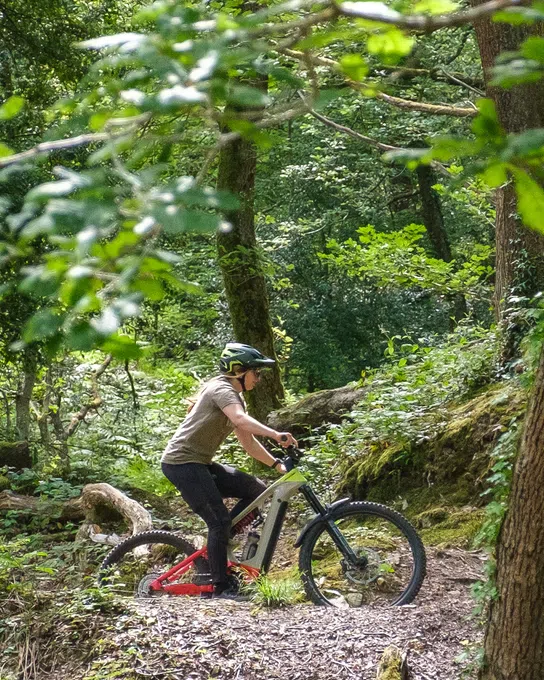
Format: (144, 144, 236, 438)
(299, 501, 426, 607)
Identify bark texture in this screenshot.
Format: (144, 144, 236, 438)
(267, 384, 367, 437)
(216, 90, 284, 421)
(480, 345, 544, 679)
(471, 3, 544, 317)
(15, 354, 37, 441)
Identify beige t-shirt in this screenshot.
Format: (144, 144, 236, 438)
(161, 376, 245, 465)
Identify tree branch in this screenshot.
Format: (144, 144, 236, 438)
(64, 354, 113, 438)
(306, 106, 451, 176)
(336, 0, 523, 32)
(0, 114, 150, 168)
(372, 65, 484, 91)
(307, 107, 400, 152)
(282, 48, 478, 117)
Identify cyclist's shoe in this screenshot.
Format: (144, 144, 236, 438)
(212, 587, 250, 602)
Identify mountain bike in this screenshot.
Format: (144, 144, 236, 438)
(98, 447, 426, 607)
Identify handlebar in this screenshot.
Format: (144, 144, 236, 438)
(280, 444, 304, 472)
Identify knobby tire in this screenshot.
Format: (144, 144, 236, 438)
(299, 501, 426, 607)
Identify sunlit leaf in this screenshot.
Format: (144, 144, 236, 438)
(339, 54, 368, 81)
(367, 29, 415, 64)
(0, 95, 25, 120)
(510, 166, 544, 233)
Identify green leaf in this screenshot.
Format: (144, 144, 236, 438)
(413, 0, 459, 12)
(133, 278, 165, 301)
(156, 86, 206, 108)
(339, 54, 368, 81)
(481, 162, 508, 187)
(471, 99, 504, 142)
(367, 30, 415, 65)
(80, 33, 146, 50)
(27, 176, 90, 202)
(152, 206, 221, 234)
(521, 36, 544, 63)
(503, 129, 544, 159)
(65, 321, 101, 351)
(101, 334, 143, 359)
(0, 143, 13, 157)
(493, 6, 544, 24)
(510, 167, 544, 233)
(226, 84, 270, 108)
(23, 310, 64, 342)
(0, 96, 25, 120)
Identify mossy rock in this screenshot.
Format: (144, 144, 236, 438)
(0, 441, 32, 470)
(419, 507, 484, 547)
(414, 506, 450, 528)
(339, 381, 526, 506)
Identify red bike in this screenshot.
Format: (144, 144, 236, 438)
(99, 448, 426, 607)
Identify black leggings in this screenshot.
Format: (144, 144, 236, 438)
(161, 462, 266, 586)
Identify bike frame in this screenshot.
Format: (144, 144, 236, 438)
(148, 468, 309, 596)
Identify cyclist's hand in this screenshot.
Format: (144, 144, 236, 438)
(276, 432, 298, 448)
(277, 463, 287, 474)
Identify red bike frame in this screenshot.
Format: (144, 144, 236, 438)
(148, 546, 261, 596)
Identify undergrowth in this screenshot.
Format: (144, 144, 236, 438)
(249, 573, 304, 608)
(0, 534, 117, 680)
(304, 323, 501, 495)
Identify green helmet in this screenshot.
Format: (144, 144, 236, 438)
(220, 343, 275, 374)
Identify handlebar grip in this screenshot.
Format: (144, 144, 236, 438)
(280, 435, 288, 442)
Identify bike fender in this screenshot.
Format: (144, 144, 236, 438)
(294, 498, 351, 548)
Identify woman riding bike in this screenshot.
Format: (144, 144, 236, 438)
(161, 343, 297, 599)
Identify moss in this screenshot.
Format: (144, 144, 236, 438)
(420, 508, 484, 547)
(339, 381, 526, 509)
(0, 474, 9, 491)
(377, 646, 405, 680)
(414, 507, 450, 528)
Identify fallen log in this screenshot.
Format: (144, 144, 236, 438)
(0, 482, 153, 543)
(376, 645, 409, 680)
(267, 384, 367, 437)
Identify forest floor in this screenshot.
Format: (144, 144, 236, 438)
(69, 546, 485, 680)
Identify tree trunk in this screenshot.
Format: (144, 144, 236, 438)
(216, 85, 284, 422)
(15, 352, 37, 442)
(471, 6, 544, 318)
(416, 163, 467, 323)
(267, 384, 368, 437)
(416, 164, 452, 263)
(480, 344, 544, 679)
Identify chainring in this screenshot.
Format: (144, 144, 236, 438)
(136, 572, 165, 598)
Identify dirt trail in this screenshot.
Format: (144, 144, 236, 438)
(92, 548, 484, 680)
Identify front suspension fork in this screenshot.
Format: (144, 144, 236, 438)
(300, 485, 359, 565)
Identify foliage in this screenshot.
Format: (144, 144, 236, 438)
(341, 323, 498, 450)
(0, 0, 541, 364)
(250, 573, 304, 608)
(319, 222, 492, 297)
(471, 420, 523, 614)
(0, 533, 119, 679)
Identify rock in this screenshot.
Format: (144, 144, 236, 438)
(376, 645, 409, 680)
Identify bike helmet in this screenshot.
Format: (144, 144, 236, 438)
(220, 343, 275, 374)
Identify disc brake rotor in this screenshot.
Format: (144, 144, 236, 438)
(342, 549, 383, 586)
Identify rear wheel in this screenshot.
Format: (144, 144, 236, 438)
(299, 502, 426, 607)
(98, 530, 208, 597)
